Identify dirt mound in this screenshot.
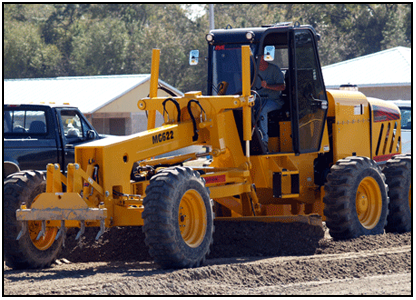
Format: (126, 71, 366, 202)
(316, 231, 411, 255)
(6, 224, 411, 295)
(60, 227, 151, 263)
(59, 221, 410, 264)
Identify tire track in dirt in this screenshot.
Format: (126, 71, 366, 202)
(248, 273, 411, 295)
(4, 232, 411, 295)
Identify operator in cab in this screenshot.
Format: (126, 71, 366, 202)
(254, 53, 286, 147)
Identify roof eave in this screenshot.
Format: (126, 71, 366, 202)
(88, 76, 184, 114)
(325, 82, 411, 89)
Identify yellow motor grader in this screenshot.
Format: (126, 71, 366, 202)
(4, 23, 411, 270)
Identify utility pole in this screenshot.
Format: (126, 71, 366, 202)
(209, 4, 215, 31)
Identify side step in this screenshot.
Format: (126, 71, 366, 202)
(273, 170, 300, 199)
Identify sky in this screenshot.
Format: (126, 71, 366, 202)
(183, 4, 206, 21)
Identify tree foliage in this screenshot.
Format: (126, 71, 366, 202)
(71, 18, 129, 75)
(4, 4, 411, 93)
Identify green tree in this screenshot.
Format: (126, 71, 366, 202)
(282, 4, 411, 65)
(130, 4, 209, 92)
(403, 5, 412, 44)
(213, 4, 288, 29)
(40, 4, 91, 75)
(70, 18, 129, 75)
(4, 3, 54, 23)
(3, 3, 411, 86)
(4, 20, 61, 78)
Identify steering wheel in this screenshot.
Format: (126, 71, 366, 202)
(217, 81, 229, 95)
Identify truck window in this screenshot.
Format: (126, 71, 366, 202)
(400, 108, 411, 129)
(60, 110, 91, 141)
(4, 110, 47, 136)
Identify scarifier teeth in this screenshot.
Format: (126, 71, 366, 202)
(36, 220, 47, 240)
(16, 222, 28, 240)
(55, 220, 66, 240)
(95, 220, 106, 241)
(75, 221, 86, 240)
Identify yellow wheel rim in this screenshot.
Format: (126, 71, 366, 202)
(356, 176, 382, 229)
(178, 189, 207, 248)
(28, 221, 58, 250)
(27, 192, 57, 251)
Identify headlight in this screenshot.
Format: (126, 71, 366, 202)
(206, 33, 214, 43)
(245, 31, 255, 41)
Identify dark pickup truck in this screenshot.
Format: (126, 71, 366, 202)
(4, 104, 103, 179)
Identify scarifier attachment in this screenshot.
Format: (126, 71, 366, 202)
(15, 162, 108, 242)
(16, 192, 107, 241)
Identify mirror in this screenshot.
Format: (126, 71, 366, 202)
(264, 46, 275, 61)
(189, 50, 199, 65)
(87, 130, 97, 140)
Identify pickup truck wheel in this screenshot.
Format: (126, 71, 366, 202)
(383, 154, 411, 233)
(323, 157, 389, 240)
(4, 171, 65, 269)
(142, 166, 214, 269)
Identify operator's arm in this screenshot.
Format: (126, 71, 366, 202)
(261, 81, 286, 91)
(261, 63, 286, 91)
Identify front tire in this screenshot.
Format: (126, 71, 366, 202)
(142, 167, 214, 269)
(383, 154, 411, 233)
(323, 157, 389, 240)
(4, 171, 65, 269)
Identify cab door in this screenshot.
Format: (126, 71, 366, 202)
(290, 28, 328, 154)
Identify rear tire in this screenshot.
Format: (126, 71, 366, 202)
(383, 154, 411, 233)
(142, 166, 214, 269)
(323, 157, 389, 240)
(4, 171, 65, 269)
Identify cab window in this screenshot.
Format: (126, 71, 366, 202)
(294, 29, 327, 153)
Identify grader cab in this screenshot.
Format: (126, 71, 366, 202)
(4, 23, 411, 270)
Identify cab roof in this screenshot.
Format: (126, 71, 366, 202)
(208, 24, 318, 45)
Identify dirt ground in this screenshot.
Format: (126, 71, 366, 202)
(3, 221, 411, 295)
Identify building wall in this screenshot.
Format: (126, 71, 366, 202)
(89, 112, 164, 135)
(358, 86, 410, 101)
(97, 81, 151, 114)
(86, 80, 175, 135)
(130, 112, 164, 134)
(90, 117, 107, 134)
